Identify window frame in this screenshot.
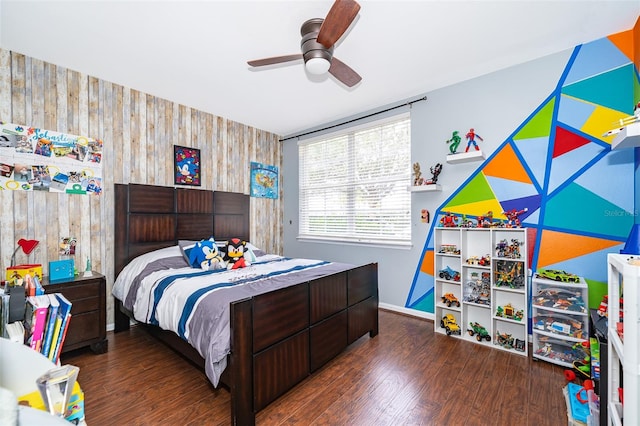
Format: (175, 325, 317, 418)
(297, 112, 412, 247)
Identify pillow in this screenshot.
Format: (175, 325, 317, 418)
(178, 240, 199, 265)
(182, 238, 225, 270)
(246, 242, 265, 257)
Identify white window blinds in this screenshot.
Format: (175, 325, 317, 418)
(298, 114, 411, 246)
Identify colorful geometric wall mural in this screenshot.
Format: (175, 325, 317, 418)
(406, 24, 639, 315)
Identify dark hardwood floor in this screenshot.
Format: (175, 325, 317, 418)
(61, 310, 569, 425)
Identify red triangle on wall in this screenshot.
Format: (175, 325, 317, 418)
(553, 126, 590, 158)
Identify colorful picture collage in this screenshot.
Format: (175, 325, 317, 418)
(0, 122, 103, 194)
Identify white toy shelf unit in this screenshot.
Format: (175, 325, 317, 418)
(606, 253, 640, 426)
(434, 227, 528, 356)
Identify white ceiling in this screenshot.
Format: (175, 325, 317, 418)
(1, 1, 639, 137)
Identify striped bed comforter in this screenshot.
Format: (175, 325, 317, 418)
(112, 245, 353, 387)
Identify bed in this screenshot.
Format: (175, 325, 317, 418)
(112, 183, 379, 425)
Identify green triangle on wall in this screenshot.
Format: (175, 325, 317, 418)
(513, 98, 555, 141)
(444, 172, 495, 208)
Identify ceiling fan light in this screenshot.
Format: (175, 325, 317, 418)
(305, 57, 331, 75)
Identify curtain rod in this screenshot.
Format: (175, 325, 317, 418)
(279, 96, 427, 142)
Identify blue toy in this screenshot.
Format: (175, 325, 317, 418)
(188, 237, 224, 270)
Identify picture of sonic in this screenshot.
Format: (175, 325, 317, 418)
(174, 146, 201, 186)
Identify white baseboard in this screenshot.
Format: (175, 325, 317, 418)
(378, 302, 434, 321)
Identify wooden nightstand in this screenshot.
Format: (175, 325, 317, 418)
(43, 272, 108, 354)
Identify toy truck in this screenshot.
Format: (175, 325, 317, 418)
(467, 322, 491, 342)
(438, 266, 461, 281)
(441, 292, 461, 307)
(440, 314, 461, 336)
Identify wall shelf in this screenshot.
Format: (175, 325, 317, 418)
(611, 122, 640, 150)
(408, 184, 441, 192)
(446, 150, 486, 164)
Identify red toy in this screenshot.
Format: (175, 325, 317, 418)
(440, 212, 458, 227)
(597, 295, 608, 317)
(502, 208, 528, 228)
(465, 128, 483, 152)
(476, 210, 494, 228)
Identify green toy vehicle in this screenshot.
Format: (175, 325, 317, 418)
(536, 269, 580, 283)
(440, 314, 461, 336)
(467, 322, 491, 342)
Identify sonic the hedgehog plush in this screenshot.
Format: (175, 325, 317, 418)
(188, 237, 225, 270)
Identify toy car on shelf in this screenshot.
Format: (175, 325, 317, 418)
(439, 244, 460, 255)
(467, 322, 491, 342)
(441, 292, 460, 307)
(536, 269, 580, 283)
(438, 266, 461, 281)
(440, 314, 461, 335)
(495, 331, 515, 349)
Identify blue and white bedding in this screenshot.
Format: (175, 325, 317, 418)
(112, 245, 354, 387)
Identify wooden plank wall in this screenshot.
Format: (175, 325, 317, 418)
(0, 48, 283, 325)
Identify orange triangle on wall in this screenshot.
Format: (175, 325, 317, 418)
(607, 27, 636, 67)
(421, 250, 434, 274)
(537, 229, 621, 267)
(482, 143, 532, 184)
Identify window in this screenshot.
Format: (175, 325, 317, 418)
(298, 113, 411, 246)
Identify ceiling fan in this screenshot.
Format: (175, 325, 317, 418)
(247, 0, 362, 87)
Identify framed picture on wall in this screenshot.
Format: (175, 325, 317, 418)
(174, 145, 201, 186)
(250, 161, 278, 199)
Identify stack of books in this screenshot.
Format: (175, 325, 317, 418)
(23, 293, 73, 364)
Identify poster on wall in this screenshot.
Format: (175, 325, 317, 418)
(174, 145, 201, 186)
(0, 122, 103, 194)
(250, 161, 278, 199)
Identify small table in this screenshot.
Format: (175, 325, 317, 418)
(43, 272, 108, 354)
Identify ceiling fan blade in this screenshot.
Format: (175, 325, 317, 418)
(329, 57, 361, 87)
(317, 0, 360, 48)
(247, 54, 303, 67)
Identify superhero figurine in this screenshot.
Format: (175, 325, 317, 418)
(446, 131, 461, 154)
(465, 128, 483, 152)
(425, 163, 443, 184)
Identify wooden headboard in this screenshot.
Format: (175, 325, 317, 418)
(114, 183, 250, 276)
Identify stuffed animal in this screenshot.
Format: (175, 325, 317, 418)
(224, 238, 251, 270)
(188, 237, 224, 270)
